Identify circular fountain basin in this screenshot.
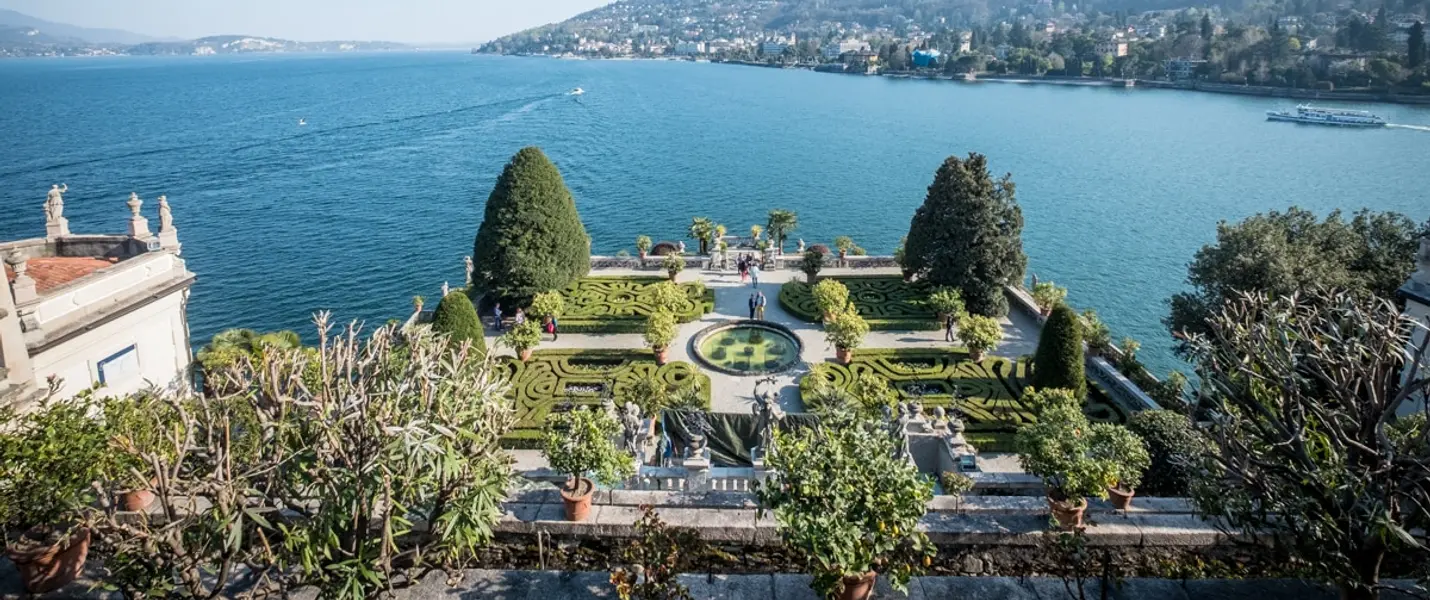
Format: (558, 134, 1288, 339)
(691, 320, 803, 376)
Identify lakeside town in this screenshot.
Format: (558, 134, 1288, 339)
(478, 0, 1429, 99)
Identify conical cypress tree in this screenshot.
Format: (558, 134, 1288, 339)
(473, 147, 591, 302)
(903, 153, 1026, 316)
(430, 291, 486, 354)
(1031, 303, 1085, 399)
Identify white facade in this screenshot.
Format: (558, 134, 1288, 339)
(760, 41, 788, 56)
(30, 289, 191, 399)
(673, 41, 706, 55)
(822, 40, 868, 59)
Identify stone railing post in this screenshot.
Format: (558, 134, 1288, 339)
(5, 251, 37, 305)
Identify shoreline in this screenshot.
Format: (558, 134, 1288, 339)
(490, 53, 1430, 107)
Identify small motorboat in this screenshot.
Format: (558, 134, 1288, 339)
(298, 118, 307, 126)
(568, 88, 585, 96)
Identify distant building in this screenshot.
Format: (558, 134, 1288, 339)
(995, 44, 1013, 60)
(3, 187, 195, 406)
(1164, 58, 1207, 81)
(760, 40, 788, 56)
(957, 31, 973, 54)
(912, 48, 942, 68)
(630, 24, 660, 35)
(822, 40, 869, 60)
(1095, 40, 1129, 57)
(842, 49, 880, 73)
(673, 41, 706, 55)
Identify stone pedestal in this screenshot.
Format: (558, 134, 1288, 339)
(45, 217, 70, 240)
(126, 193, 151, 238)
(5, 252, 36, 305)
(682, 455, 711, 492)
(158, 229, 181, 254)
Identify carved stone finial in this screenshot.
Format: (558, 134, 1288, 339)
(1414, 234, 1430, 287)
(126, 193, 151, 238)
(6, 250, 36, 304)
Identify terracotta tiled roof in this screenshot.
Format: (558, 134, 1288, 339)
(4, 257, 119, 294)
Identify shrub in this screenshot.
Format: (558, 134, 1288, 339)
(0, 393, 111, 540)
(1126, 410, 1205, 496)
(1089, 424, 1150, 491)
(824, 304, 870, 351)
(834, 236, 856, 254)
(810, 279, 849, 317)
(610, 506, 701, 600)
(472, 147, 590, 301)
(941, 471, 975, 496)
(648, 281, 688, 315)
(1015, 404, 1118, 502)
(1021, 387, 1080, 417)
(643, 311, 679, 351)
(662, 252, 685, 276)
(800, 250, 824, 282)
(1031, 281, 1068, 311)
(502, 320, 543, 354)
(431, 291, 486, 353)
(757, 412, 934, 597)
(650, 241, 680, 256)
(926, 287, 966, 319)
(635, 235, 652, 254)
(1080, 309, 1111, 353)
(529, 291, 565, 321)
(956, 314, 1003, 356)
(848, 372, 899, 415)
(1031, 304, 1086, 398)
(541, 407, 634, 486)
(808, 243, 831, 255)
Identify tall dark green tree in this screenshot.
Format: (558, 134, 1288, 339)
(472, 147, 590, 302)
(1030, 304, 1086, 399)
(1200, 13, 1214, 40)
(903, 153, 1026, 316)
(1410, 21, 1426, 68)
(430, 291, 486, 354)
(1165, 207, 1425, 347)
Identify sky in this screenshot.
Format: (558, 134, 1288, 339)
(0, 0, 610, 44)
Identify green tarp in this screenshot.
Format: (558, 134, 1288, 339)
(660, 409, 821, 467)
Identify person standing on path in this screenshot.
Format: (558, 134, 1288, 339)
(513, 308, 526, 328)
(547, 316, 559, 342)
(749, 263, 760, 288)
(493, 303, 504, 332)
(755, 290, 767, 320)
(738, 256, 749, 283)
(944, 313, 956, 342)
(748, 292, 758, 320)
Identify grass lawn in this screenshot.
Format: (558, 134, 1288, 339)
(496, 349, 711, 448)
(558, 276, 714, 333)
(798, 348, 1132, 452)
(779, 275, 938, 330)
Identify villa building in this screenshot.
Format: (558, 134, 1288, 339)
(1095, 40, 1129, 58)
(1, 186, 195, 406)
(821, 39, 869, 60)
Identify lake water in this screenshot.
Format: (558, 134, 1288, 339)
(2, 52, 1428, 376)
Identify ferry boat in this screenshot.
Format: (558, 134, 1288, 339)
(1266, 105, 1387, 127)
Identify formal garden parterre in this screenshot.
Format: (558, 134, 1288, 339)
(556, 276, 714, 333)
(779, 275, 939, 330)
(496, 349, 711, 447)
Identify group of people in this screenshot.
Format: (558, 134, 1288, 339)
(737, 254, 761, 286)
(747, 290, 767, 320)
(490, 303, 559, 341)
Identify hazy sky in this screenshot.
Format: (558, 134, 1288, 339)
(0, 0, 610, 44)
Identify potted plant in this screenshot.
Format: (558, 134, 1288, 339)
(824, 304, 869, 365)
(636, 235, 653, 261)
(925, 287, 965, 325)
(0, 395, 112, 593)
(800, 250, 824, 284)
(644, 311, 679, 365)
(750, 224, 763, 242)
(1031, 282, 1068, 316)
(834, 236, 856, 260)
(1080, 309, 1112, 357)
(811, 279, 849, 322)
(503, 320, 543, 361)
(1090, 425, 1150, 510)
(662, 252, 684, 282)
(757, 412, 934, 600)
(1015, 404, 1120, 529)
(688, 217, 714, 255)
(412, 295, 425, 313)
(541, 407, 636, 522)
(529, 291, 565, 327)
(101, 394, 178, 512)
(956, 314, 1003, 361)
(941, 471, 975, 498)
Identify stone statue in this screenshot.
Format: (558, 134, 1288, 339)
(464, 256, 475, 287)
(796, 239, 805, 253)
(1414, 234, 1430, 286)
(441, 281, 450, 297)
(677, 241, 686, 254)
(158, 195, 173, 231)
(890, 403, 912, 461)
(751, 376, 784, 457)
(44, 184, 67, 222)
(620, 402, 646, 464)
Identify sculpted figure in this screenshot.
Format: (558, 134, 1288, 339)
(44, 184, 67, 222)
(464, 256, 475, 287)
(158, 195, 174, 231)
(1415, 235, 1430, 285)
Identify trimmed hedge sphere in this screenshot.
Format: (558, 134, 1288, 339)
(430, 292, 486, 354)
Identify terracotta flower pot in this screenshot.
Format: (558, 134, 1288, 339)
(654, 347, 670, 365)
(969, 349, 985, 362)
(519, 348, 534, 362)
(638, 250, 648, 261)
(6, 527, 91, 594)
(1108, 485, 1135, 510)
(838, 571, 877, 600)
(560, 476, 596, 522)
(836, 347, 854, 364)
(1048, 496, 1087, 529)
(667, 270, 679, 281)
(118, 489, 156, 512)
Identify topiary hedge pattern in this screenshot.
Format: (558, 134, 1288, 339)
(557, 277, 714, 333)
(798, 348, 1129, 450)
(779, 276, 938, 330)
(496, 349, 710, 447)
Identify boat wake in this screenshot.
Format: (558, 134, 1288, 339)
(1387, 123, 1430, 132)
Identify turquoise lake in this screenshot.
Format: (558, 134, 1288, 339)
(2, 52, 1428, 375)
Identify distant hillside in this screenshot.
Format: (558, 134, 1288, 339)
(0, 9, 161, 44)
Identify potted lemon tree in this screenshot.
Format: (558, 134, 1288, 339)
(825, 304, 869, 365)
(503, 320, 543, 361)
(758, 412, 934, 600)
(1031, 282, 1068, 316)
(956, 314, 1003, 361)
(636, 235, 653, 262)
(925, 287, 965, 327)
(1091, 425, 1150, 510)
(811, 279, 849, 322)
(644, 311, 679, 365)
(662, 252, 684, 281)
(541, 407, 635, 522)
(1015, 403, 1119, 529)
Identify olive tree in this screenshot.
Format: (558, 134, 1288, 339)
(1188, 290, 1430, 600)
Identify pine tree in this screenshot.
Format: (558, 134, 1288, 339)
(472, 147, 591, 302)
(903, 153, 1026, 316)
(1410, 21, 1426, 68)
(1030, 303, 1086, 399)
(430, 291, 486, 354)
(1201, 13, 1213, 41)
